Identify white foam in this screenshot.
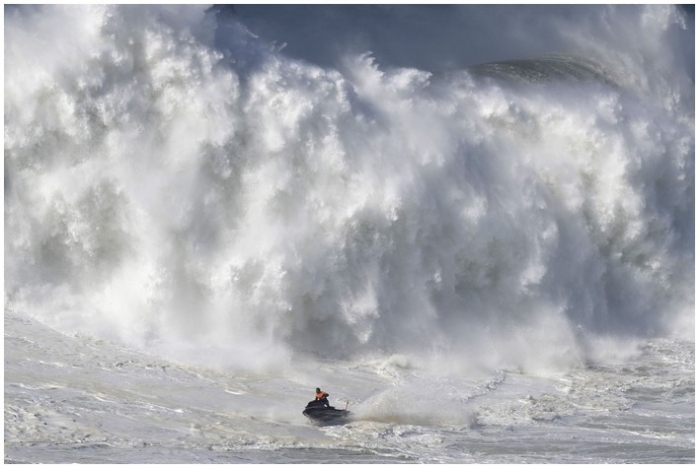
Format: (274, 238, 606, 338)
(5, 5, 694, 376)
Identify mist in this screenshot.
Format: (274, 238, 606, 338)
(4, 4, 694, 374)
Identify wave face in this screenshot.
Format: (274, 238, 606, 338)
(5, 5, 694, 372)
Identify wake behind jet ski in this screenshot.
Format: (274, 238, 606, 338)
(302, 387, 352, 424)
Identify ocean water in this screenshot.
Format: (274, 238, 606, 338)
(4, 5, 695, 464)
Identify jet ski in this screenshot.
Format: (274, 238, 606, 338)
(302, 400, 352, 424)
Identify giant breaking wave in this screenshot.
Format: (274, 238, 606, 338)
(4, 5, 694, 373)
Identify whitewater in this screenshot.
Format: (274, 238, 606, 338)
(4, 4, 694, 463)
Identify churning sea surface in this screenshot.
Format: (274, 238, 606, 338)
(4, 312, 695, 464)
(4, 4, 695, 464)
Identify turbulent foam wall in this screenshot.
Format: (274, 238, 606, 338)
(4, 5, 694, 372)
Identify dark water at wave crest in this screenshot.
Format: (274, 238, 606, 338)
(468, 54, 617, 85)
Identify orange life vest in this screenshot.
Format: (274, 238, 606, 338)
(316, 390, 328, 399)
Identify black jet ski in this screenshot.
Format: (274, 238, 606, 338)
(302, 400, 352, 424)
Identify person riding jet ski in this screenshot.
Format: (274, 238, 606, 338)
(315, 387, 330, 407)
(303, 387, 351, 424)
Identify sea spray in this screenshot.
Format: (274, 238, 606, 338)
(5, 5, 694, 375)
